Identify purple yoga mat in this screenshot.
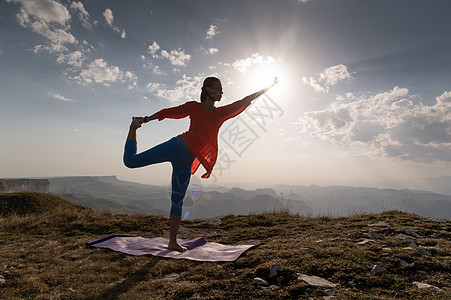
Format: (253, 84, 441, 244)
(87, 235, 257, 262)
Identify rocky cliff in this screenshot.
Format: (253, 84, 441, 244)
(0, 179, 50, 193)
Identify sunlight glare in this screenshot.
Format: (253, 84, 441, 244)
(244, 60, 291, 100)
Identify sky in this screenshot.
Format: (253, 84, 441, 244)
(1, 0, 450, 191)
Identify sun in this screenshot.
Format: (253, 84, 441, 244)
(244, 60, 291, 100)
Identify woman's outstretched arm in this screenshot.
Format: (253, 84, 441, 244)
(244, 76, 278, 102)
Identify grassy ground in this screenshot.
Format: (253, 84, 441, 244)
(0, 193, 449, 299)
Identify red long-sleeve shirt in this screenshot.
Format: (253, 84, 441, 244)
(154, 98, 252, 178)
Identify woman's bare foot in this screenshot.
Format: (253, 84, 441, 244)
(167, 242, 188, 252)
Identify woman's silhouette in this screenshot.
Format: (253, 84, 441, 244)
(124, 76, 277, 251)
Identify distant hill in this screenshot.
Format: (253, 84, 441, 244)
(0, 192, 87, 216)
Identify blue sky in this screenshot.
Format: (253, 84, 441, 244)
(1, 0, 450, 190)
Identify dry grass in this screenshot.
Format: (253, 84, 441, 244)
(0, 193, 449, 299)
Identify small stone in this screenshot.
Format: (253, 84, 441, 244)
(0, 275, 5, 285)
(416, 270, 427, 275)
(190, 293, 201, 299)
(416, 248, 429, 256)
(370, 265, 387, 275)
(357, 239, 375, 245)
(395, 234, 416, 243)
(253, 277, 269, 287)
(164, 273, 180, 281)
(399, 259, 415, 268)
(228, 272, 236, 277)
(367, 231, 378, 239)
(300, 247, 312, 252)
(269, 285, 279, 290)
(441, 263, 450, 269)
(297, 273, 337, 288)
(323, 289, 336, 296)
(435, 242, 444, 248)
(405, 229, 422, 238)
(269, 264, 278, 279)
(413, 281, 442, 292)
(407, 242, 418, 247)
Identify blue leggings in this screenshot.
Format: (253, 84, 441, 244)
(123, 136, 195, 216)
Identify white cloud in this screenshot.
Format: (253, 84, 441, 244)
(161, 49, 191, 66)
(103, 8, 126, 39)
(299, 87, 451, 162)
(206, 25, 218, 40)
(16, 0, 71, 25)
(146, 82, 160, 92)
(103, 8, 114, 26)
(56, 50, 85, 67)
(207, 47, 219, 55)
(147, 41, 191, 67)
(152, 65, 164, 75)
(303, 64, 353, 93)
(148, 41, 160, 58)
(49, 92, 74, 102)
(436, 91, 451, 106)
(232, 53, 275, 73)
(155, 74, 203, 102)
(70, 1, 91, 30)
(77, 58, 135, 85)
(13, 0, 76, 53)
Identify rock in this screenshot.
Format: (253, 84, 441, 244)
(441, 263, 450, 269)
(164, 273, 180, 281)
(417, 270, 427, 275)
(435, 241, 444, 248)
(300, 247, 312, 252)
(190, 293, 201, 299)
(407, 242, 418, 247)
(0, 274, 5, 285)
(323, 289, 336, 296)
(395, 234, 416, 243)
(399, 259, 415, 268)
(370, 265, 387, 275)
(253, 277, 269, 287)
(356, 239, 375, 245)
(413, 282, 442, 292)
(404, 228, 422, 238)
(367, 231, 378, 239)
(269, 264, 278, 279)
(269, 285, 279, 290)
(416, 248, 429, 256)
(297, 273, 337, 288)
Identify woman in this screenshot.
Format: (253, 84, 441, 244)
(124, 76, 277, 251)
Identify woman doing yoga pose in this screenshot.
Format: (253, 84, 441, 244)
(124, 76, 277, 251)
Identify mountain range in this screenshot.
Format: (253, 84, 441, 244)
(45, 176, 450, 219)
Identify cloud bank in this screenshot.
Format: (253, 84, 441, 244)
(299, 87, 451, 162)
